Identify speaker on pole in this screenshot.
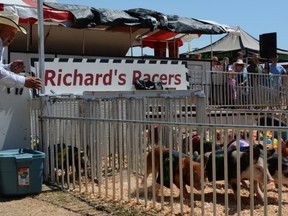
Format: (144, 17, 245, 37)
(259, 32, 277, 58)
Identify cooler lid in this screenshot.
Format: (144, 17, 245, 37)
(0, 148, 45, 159)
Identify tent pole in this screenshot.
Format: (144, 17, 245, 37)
(174, 36, 177, 58)
(26, 24, 30, 52)
(141, 40, 143, 57)
(210, 34, 213, 59)
(129, 27, 133, 57)
(37, 0, 45, 94)
(82, 29, 85, 55)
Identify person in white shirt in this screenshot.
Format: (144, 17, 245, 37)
(0, 11, 42, 89)
(269, 56, 287, 107)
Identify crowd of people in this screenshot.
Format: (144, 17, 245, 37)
(209, 51, 287, 108)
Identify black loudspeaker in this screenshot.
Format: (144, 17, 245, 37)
(259, 32, 277, 58)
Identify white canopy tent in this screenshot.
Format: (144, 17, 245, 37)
(183, 27, 288, 60)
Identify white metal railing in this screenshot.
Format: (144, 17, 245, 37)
(28, 92, 288, 215)
(189, 70, 288, 109)
(38, 115, 287, 216)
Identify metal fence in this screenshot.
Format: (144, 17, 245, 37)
(189, 70, 288, 109)
(29, 91, 288, 215)
(39, 116, 287, 215)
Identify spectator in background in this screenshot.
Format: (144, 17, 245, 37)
(247, 54, 263, 106)
(231, 51, 245, 72)
(270, 56, 287, 107)
(262, 61, 273, 104)
(263, 62, 271, 85)
(194, 53, 202, 60)
(222, 57, 230, 72)
(211, 56, 222, 71)
(235, 59, 248, 84)
(234, 59, 248, 107)
(235, 51, 244, 61)
(227, 60, 236, 107)
(247, 54, 263, 76)
(264, 62, 270, 73)
(211, 56, 225, 105)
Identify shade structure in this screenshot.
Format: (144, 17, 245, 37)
(0, 2, 227, 57)
(182, 27, 288, 60)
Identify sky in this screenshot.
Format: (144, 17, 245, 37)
(56, 0, 288, 55)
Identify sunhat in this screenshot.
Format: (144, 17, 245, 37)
(0, 11, 26, 34)
(235, 59, 244, 65)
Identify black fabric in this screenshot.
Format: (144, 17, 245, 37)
(267, 154, 278, 176)
(206, 150, 224, 181)
(267, 154, 288, 177)
(45, 3, 95, 28)
(126, 8, 226, 34)
(156, 150, 186, 188)
(205, 148, 235, 182)
(135, 80, 163, 90)
(205, 144, 263, 182)
(45, 4, 227, 34)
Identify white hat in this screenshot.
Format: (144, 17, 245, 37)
(0, 11, 26, 34)
(235, 59, 244, 65)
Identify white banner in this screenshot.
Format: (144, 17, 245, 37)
(33, 58, 189, 95)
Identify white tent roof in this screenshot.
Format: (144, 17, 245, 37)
(187, 27, 288, 56)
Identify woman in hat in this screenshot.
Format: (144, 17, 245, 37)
(0, 11, 42, 89)
(234, 59, 248, 107)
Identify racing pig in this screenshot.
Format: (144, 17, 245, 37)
(205, 144, 274, 202)
(141, 147, 203, 198)
(48, 143, 90, 180)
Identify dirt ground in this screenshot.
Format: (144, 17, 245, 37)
(72, 169, 288, 216)
(2, 179, 287, 216)
(0, 185, 109, 216)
